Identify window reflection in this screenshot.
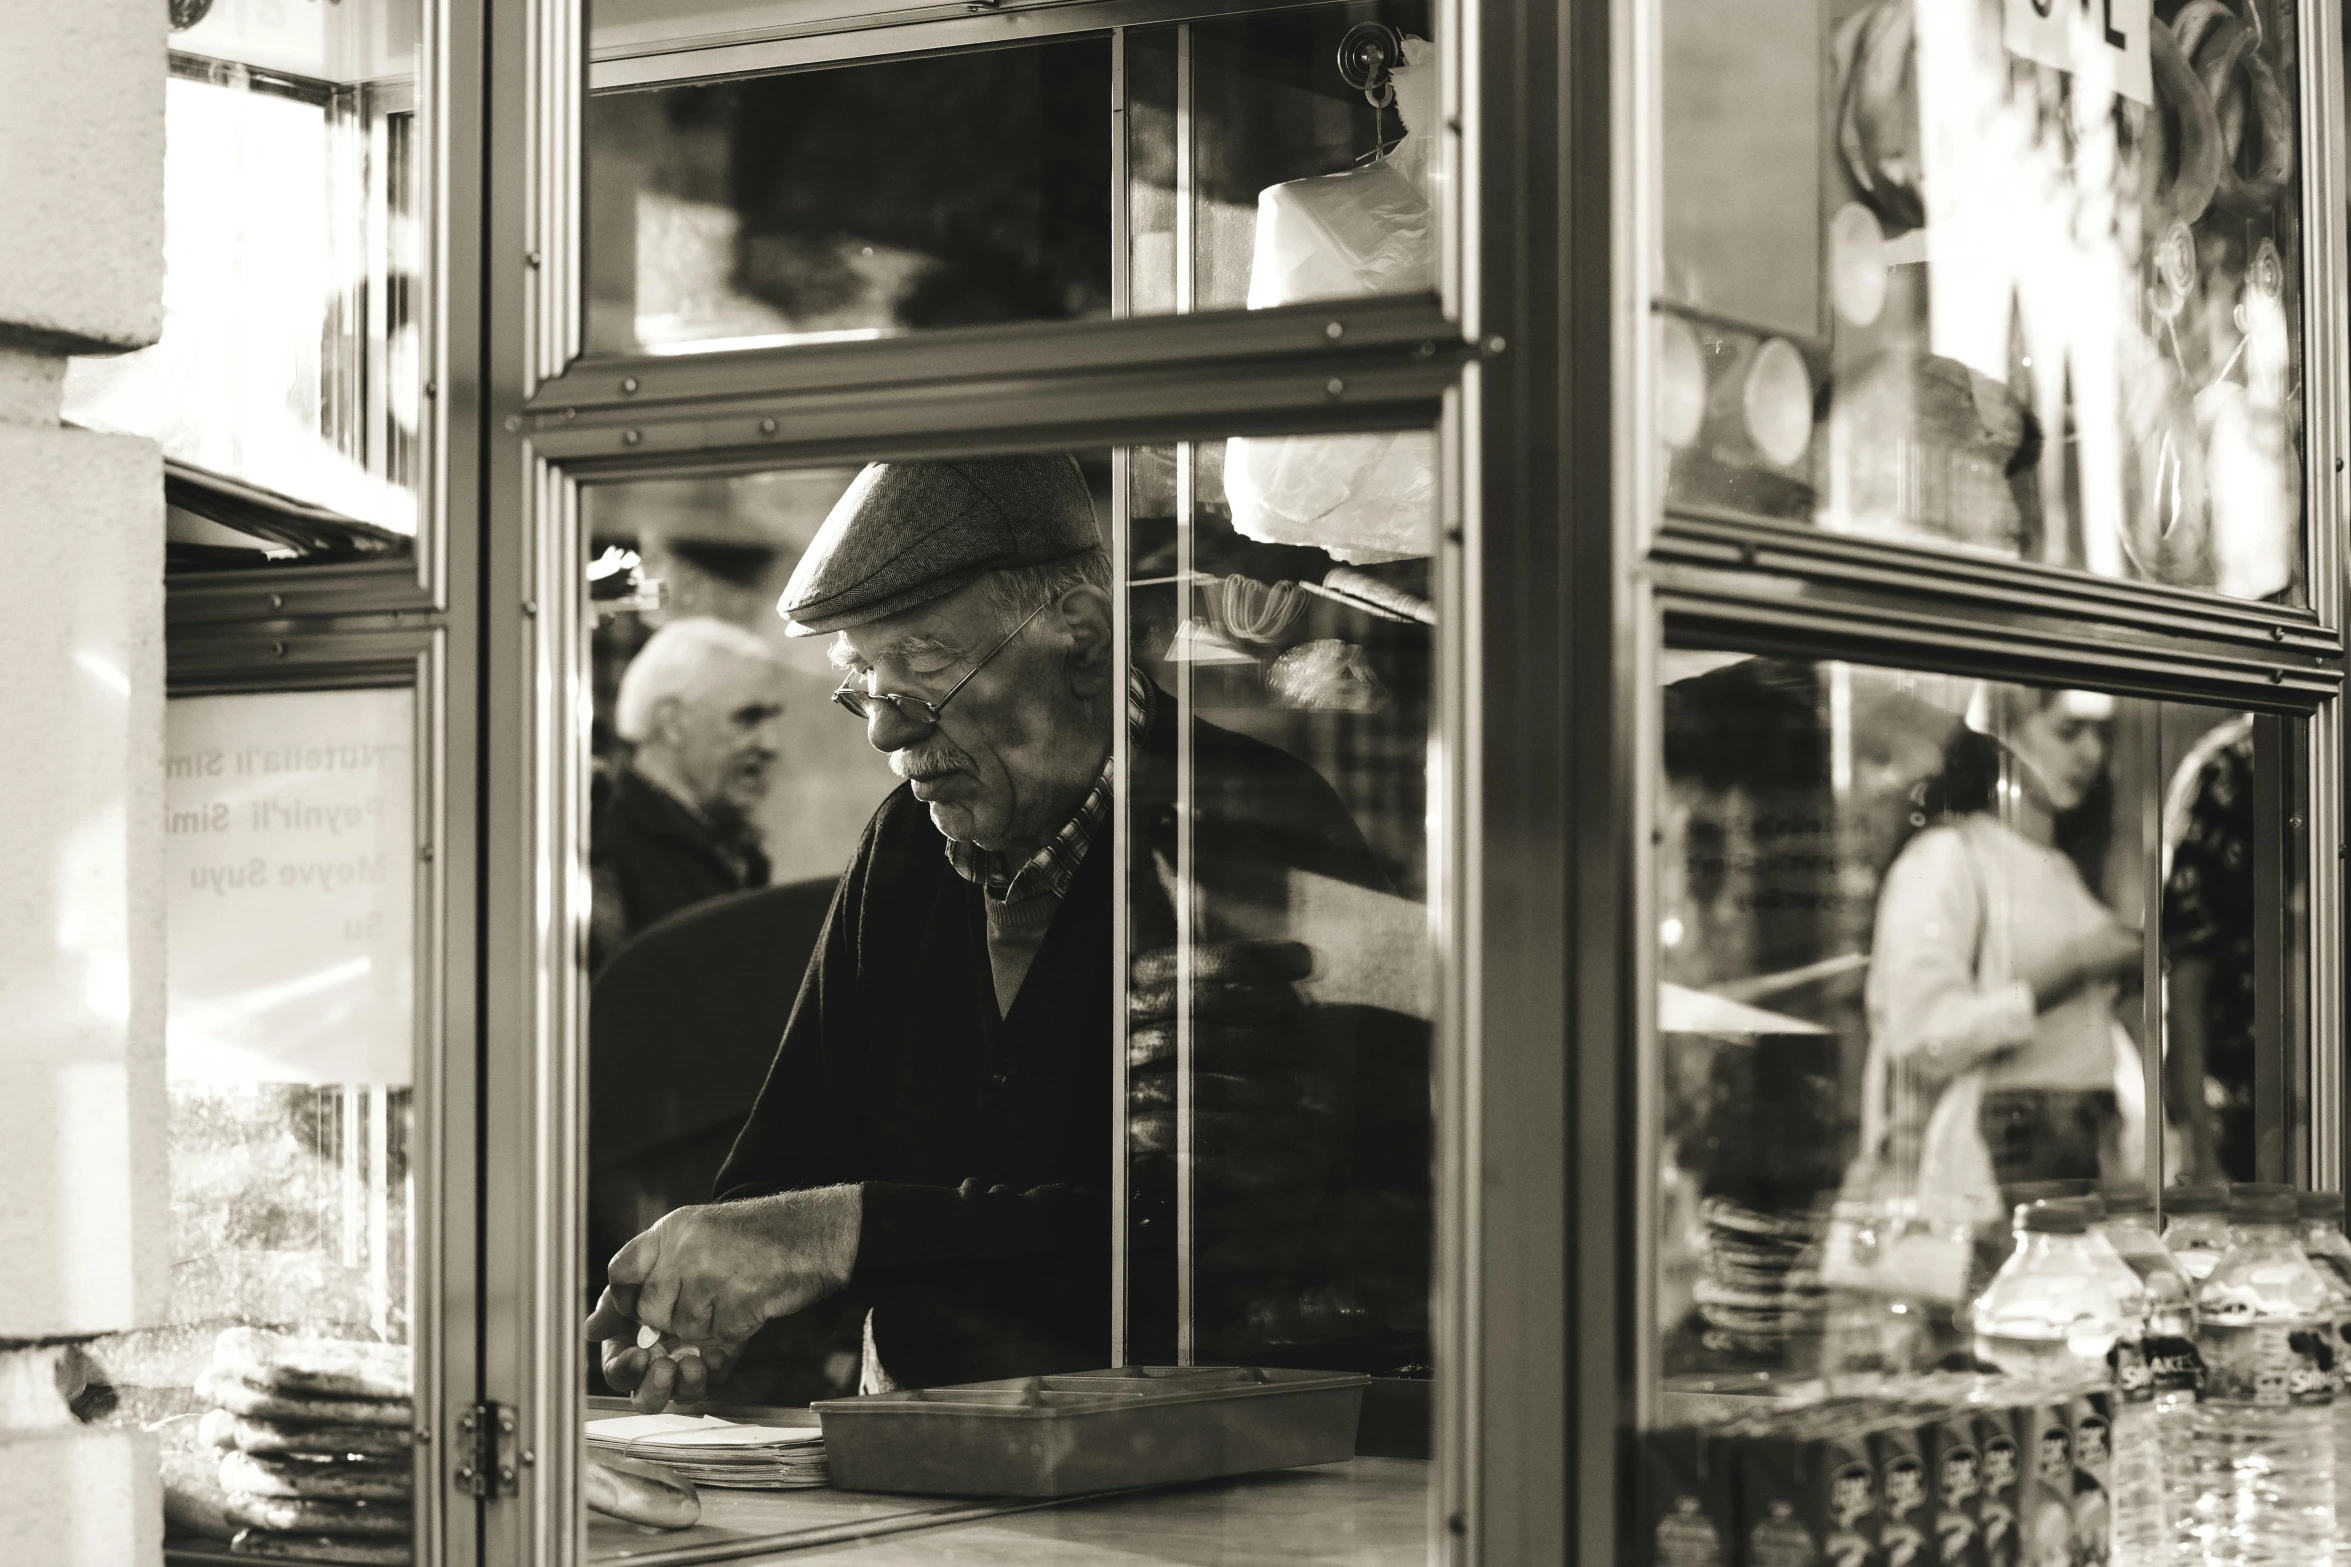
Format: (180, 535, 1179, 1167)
(1659, 0, 2306, 605)
(2160, 711, 2262, 1183)
(576, 444, 1432, 1558)
(1654, 656, 2288, 1388)
(1125, 438, 1435, 1390)
(68, 3, 422, 569)
(1126, 7, 1437, 315)
(583, 0, 1441, 353)
(584, 43, 1114, 353)
(139, 687, 419, 1561)
(582, 470, 895, 1409)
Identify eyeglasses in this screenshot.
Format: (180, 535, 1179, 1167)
(832, 599, 1052, 727)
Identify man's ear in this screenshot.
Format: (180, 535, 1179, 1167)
(1056, 584, 1115, 690)
(647, 693, 689, 750)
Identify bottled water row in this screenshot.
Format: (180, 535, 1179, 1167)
(1970, 1183, 2351, 1567)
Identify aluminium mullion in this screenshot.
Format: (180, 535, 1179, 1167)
(2142, 715, 2165, 1201)
(482, 0, 583, 1562)
(2309, 699, 2342, 1193)
(1108, 29, 1132, 1376)
(2295, 0, 2347, 637)
(2253, 715, 2288, 1182)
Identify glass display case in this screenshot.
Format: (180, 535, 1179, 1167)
(1657, 0, 2311, 604)
(1624, 0, 2345, 1562)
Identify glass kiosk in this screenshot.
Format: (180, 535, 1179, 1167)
(126, 0, 2343, 1561)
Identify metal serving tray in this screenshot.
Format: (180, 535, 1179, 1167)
(811, 1365, 1370, 1497)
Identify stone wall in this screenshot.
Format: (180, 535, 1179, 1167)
(0, 3, 170, 1564)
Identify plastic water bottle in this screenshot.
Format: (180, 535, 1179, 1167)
(2295, 1190, 2351, 1565)
(2165, 1184, 2234, 1286)
(1972, 1199, 2124, 1383)
(2100, 1187, 2195, 1567)
(2189, 1184, 2335, 1567)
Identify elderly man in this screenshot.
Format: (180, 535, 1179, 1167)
(590, 617, 788, 971)
(587, 455, 1384, 1408)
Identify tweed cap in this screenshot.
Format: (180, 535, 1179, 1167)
(778, 456, 1101, 635)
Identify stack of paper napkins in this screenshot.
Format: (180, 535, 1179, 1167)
(585, 1413, 828, 1490)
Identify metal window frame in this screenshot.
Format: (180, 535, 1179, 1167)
(1584, 0, 2351, 1557)
(469, 1, 2349, 1566)
(158, 623, 480, 1567)
(157, 0, 489, 1559)
(161, 31, 453, 624)
(484, 3, 1496, 1566)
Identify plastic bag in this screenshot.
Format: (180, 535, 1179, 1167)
(1916, 1070, 2004, 1229)
(1226, 37, 1439, 564)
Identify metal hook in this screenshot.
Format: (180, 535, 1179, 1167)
(1336, 22, 1404, 105)
(1337, 23, 1405, 160)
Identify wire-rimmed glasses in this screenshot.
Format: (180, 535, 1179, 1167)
(831, 598, 1052, 726)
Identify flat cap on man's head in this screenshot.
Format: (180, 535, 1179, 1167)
(777, 456, 1101, 636)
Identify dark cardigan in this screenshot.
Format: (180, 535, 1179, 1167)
(712, 690, 1386, 1387)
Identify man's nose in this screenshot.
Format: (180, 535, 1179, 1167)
(866, 700, 931, 755)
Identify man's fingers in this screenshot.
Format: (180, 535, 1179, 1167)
(601, 1345, 650, 1392)
(632, 1355, 679, 1415)
(674, 1353, 709, 1406)
(584, 1288, 636, 1343)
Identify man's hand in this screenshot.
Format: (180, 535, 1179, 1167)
(586, 1323, 742, 1414)
(583, 1187, 862, 1413)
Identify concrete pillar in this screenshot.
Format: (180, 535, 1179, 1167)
(0, 2, 170, 1564)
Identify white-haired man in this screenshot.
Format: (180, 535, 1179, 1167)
(591, 616, 788, 970)
(587, 455, 1388, 1409)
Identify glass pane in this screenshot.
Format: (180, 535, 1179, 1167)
(576, 440, 1433, 1563)
(1125, 5, 1439, 316)
(1124, 434, 1436, 1393)
(584, 42, 1114, 353)
(1642, 653, 2307, 1561)
(65, 4, 422, 570)
(2160, 710, 2303, 1184)
(1658, 0, 2306, 606)
(580, 469, 893, 1414)
(584, 0, 1443, 353)
(123, 688, 420, 1561)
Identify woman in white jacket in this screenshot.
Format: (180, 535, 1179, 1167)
(1862, 686, 2144, 1195)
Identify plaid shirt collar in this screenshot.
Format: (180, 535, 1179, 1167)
(945, 671, 1153, 905)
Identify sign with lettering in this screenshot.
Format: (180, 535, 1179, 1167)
(2004, 0, 2153, 107)
(165, 688, 415, 1085)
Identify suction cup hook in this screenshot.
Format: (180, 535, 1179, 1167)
(1337, 22, 1404, 108)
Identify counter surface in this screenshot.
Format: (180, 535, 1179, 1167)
(588, 1457, 1429, 1566)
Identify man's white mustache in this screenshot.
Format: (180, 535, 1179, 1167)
(890, 743, 973, 781)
